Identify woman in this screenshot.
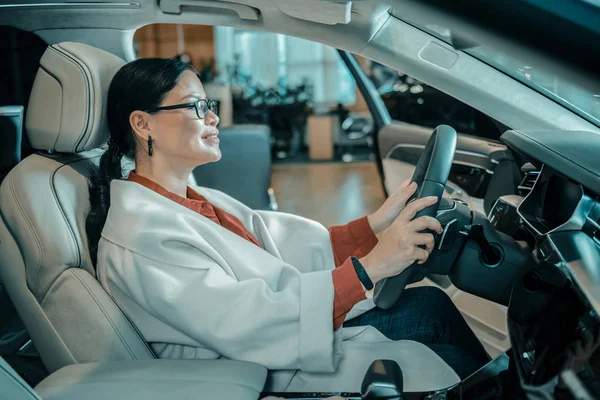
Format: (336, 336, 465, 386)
(87, 58, 489, 391)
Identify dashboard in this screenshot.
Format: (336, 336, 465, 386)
(498, 130, 600, 315)
(491, 129, 600, 398)
(518, 168, 584, 235)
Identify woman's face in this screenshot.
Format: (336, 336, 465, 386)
(144, 70, 221, 168)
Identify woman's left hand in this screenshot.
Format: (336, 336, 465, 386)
(368, 179, 418, 235)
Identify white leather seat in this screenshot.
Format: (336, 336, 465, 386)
(1, 353, 267, 400)
(0, 41, 154, 372)
(0, 42, 267, 400)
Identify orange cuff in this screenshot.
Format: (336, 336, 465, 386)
(348, 216, 379, 257)
(332, 258, 367, 330)
(329, 216, 379, 267)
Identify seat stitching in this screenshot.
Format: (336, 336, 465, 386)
(513, 130, 600, 177)
(49, 46, 91, 153)
(49, 46, 90, 151)
(1, 208, 80, 369)
(38, 65, 64, 151)
(36, 152, 102, 273)
(8, 172, 44, 295)
(50, 164, 81, 268)
(69, 269, 138, 359)
(118, 305, 156, 358)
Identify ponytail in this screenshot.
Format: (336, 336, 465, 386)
(86, 146, 123, 266)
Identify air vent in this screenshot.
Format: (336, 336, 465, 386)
(518, 171, 540, 196)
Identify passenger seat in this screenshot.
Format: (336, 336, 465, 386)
(192, 124, 274, 210)
(0, 41, 267, 400)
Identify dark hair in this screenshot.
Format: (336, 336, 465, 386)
(86, 58, 196, 265)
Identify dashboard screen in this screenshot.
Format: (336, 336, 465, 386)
(519, 168, 583, 234)
(541, 174, 582, 230)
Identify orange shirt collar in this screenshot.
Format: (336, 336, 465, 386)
(127, 171, 207, 205)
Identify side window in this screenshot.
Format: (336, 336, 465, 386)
(0, 26, 47, 159)
(134, 25, 356, 108)
(135, 24, 364, 162)
(0, 26, 46, 108)
(362, 60, 504, 141)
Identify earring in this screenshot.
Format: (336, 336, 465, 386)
(148, 135, 153, 157)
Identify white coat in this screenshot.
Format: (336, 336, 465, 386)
(97, 180, 460, 392)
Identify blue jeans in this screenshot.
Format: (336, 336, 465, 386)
(343, 286, 491, 380)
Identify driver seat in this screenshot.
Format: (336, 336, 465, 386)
(0, 42, 155, 372)
(0, 43, 267, 400)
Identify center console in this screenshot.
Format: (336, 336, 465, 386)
(262, 354, 516, 400)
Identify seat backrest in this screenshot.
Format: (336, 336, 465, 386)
(193, 124, 272, 210)
(0, 42, 155, 374)
(0, 355, 40, 400)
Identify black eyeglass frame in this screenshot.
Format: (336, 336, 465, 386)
(151, 99, 219, 119)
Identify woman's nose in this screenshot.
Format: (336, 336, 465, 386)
(205, 110, 219, 127)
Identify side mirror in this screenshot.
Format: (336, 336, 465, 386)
(361, 360, 404, 400)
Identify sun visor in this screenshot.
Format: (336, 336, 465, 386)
(160, 0, 260, 20)
(275, 0, 352, 25)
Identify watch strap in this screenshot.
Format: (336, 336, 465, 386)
(350, 256, 374, 291)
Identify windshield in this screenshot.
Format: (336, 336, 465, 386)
(396, 20, 600, 127)
(465, 46, 600, 127)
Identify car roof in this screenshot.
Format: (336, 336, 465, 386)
(0, 0, 598, 134)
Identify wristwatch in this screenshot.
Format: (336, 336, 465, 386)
(350, 256, 374, 291)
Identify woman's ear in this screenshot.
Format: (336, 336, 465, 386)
(129, 110, 152, 141)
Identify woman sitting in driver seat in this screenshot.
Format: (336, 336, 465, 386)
(86, 59, 489, 389)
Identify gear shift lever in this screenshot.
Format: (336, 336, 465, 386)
(361, 360, 404, 399)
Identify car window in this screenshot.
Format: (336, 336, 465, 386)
(466, 46, 600, 127)
(360, 59, 503, 141)
(0, 26, 47, 158)
(135, 25, 356, 108)
(0, 26, 46, 108)
(135, 24, 372, 162)
(392, 12, 600, 128)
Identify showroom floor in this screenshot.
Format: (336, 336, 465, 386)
(272, 147, 376, 165)
(271, 161, 386, 228)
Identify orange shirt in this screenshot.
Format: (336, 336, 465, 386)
(128, 172, 377, 330)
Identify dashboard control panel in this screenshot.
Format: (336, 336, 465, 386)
(488, 195, 524, 237)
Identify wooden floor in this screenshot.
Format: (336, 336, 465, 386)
(271, 162, 386, 228)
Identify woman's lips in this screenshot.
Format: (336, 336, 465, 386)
(202, 132, 220, 144)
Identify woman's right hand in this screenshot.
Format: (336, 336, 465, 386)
(360, 196, 443, 284)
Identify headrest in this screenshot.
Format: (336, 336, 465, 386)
(26, 42, 126, 153)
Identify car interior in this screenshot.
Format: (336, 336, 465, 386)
(0, 1, 599, 400)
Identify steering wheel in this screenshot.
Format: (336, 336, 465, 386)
(374, 125, 457, 309)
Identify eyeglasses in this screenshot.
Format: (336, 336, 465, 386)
(151, 99, 219, 119)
